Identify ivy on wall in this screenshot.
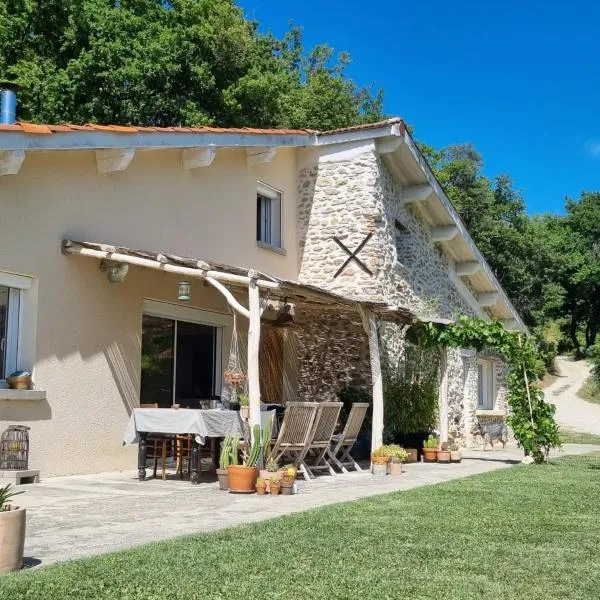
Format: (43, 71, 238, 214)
(407, 317, 561, 463)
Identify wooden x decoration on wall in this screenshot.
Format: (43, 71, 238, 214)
(332, 233, 374, 278)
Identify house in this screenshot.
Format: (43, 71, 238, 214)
(0, 89, 525, 477)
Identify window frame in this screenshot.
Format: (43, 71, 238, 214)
(256, 181, 283, 251)
(477, 359, 496, 410)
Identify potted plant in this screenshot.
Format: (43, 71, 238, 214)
(227, 424, 270, 493)
(382, 444, 408, 475)
(450, 443, 462, 463)
(255, 477, 267, 495)
(280, 464, 296, 495)
(0, 484, 25, 573)
(371, 447, 389, 476)
(217, 436, 235, 491)
(269, 476, 282, 495)
(422, 435, 438, 462)
(259, 458, 282, 493)
(404, 448, 418, 464)
(238, 393, 250, 420)
(437, 441, 451, 463)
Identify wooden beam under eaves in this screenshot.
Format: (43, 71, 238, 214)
(182, 145, 217, 169)
(455, 261, 481, 276)
(246, 147, 277, 167)
(0, 150, 25, 176)
(403, 184, 433, 204)
(96, 148, 135, 173)
(431, 225, 459, 243)
(477, 291, 500, 307)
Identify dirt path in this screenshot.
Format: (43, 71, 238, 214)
(545, 357, 600, 435)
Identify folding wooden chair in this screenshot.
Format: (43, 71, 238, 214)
(326, 403, 369, 473)
(268, 402, 319, 482)
(303, 402, 343, 478)
(139, 403, 171, 480)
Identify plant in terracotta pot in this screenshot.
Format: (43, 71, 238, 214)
(422, 435, 438, 463)
(255, 477, 267, 495)
(404, 448, 418, 464)
(437, 441, 451, 463)
(382, 444, 408, 475)
(371, 447, 389, 476)
(280, 464, 296, 495)
(450, 442, 462, 463)
(269, 476, 282, 495)
(238, 393, 250, 420)
(259, 458, 282, 493)
(0, 484, 25, 573)
(217, 436, 236, 491)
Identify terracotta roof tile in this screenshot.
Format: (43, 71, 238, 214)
(18, 122, 52, 134)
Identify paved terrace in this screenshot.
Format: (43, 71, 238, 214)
(16, 443, 599, 567)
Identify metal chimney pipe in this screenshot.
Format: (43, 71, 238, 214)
(0, 82, 18, 125)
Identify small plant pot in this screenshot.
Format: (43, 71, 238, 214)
(240, 406, 250, 420)
(0, 506, 26, 573)
(422, 448, 438, 463)
(259, 469, 284, 492)
(437, 450, 451, 463)
(404, 448, 418, 464)
(269, 483, 281, 495)
(450, 450, 462, 463)
(216, 468, 229, 491)
(372, 462, 388, 476)
(388, 461, 403, 475)
(281, 481, 293, 495)
(227, 465, 258, 493)
(256, 484, 267, 496)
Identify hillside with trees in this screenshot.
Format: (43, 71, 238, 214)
(1, 0, 598, 353)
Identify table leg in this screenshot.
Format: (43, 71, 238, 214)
(138, 432, 148, 481)
(190, 439, 200, 484)
(212, 438, 219, 471)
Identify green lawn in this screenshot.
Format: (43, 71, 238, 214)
(2, 456, 600, 600)
(561, 429, 600, 444)
(577, 377, 600, 405)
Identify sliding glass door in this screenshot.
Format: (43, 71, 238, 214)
(141, 314, 220, 408)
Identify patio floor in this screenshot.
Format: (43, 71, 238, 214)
(16, 443, 599, 567)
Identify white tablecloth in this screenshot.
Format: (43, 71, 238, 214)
(123, 408, 243, 445)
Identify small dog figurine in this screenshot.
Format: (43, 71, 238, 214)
(473, 421, 508, 450)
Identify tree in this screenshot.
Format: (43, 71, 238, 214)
(0, 1, 384, 129)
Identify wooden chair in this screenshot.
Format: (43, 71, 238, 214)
(175, 435, 216, 479)
(268, 402, 319, 482)
(139, 403, 171, 480)
(303, 402, 343, 478)
(326, 403, 369, 473)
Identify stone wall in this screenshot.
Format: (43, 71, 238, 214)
(296, 148, 509, 444)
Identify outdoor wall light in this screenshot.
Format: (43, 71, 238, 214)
(100, 259, 129, 283)
(178, 280, 191, 301)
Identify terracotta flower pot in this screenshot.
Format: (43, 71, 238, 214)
(270, 483, 281, 495)
(437, 450, 451, 463)
(281, 481, 293, 495)
(371, 455, 389, 465)
(450, 450, 462, 463)
(422, 448, 438, 463)
(372, 462, 388, 476)
(256, 484, 267, 496)
(240, 406, 250, 420)
(0, 506, 26, 573)
(227, 465, 258, 493)
(216, 468, 229, 491)
(404, 448, 418, 464)
(259, 469, 284, 492)
(388, 461, 403, 475)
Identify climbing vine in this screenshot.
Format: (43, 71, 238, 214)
(407, 316, 561, 463)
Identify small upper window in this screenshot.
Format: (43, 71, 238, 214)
(0, 285, 20, 379)
(477, 360, 495, 410)
(256, 183, 282, 249)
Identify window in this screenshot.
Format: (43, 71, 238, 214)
(256, 183, 282, 249)
(477, 360, 495, 410)
(0, 285, 20, 380)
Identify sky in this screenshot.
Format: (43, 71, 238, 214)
(238, 0, 600, 215)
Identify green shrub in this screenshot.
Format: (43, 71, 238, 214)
(589, 343, 600, 386)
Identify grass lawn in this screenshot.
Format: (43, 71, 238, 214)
(2, 456, 600, 600)
(577, 377, 600, 405)
(561, 429, 600, 444)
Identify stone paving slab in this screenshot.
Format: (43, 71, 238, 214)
(14, 443, 599, 567)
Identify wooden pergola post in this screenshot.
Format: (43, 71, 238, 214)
(438, 347, 449, 445)
(247, 275, 262, 441)
(359, 306, 384, 452)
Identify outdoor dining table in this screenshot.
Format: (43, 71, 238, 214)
(123, 408, 244, 484)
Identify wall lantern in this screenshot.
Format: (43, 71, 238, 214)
(178, 280, 191, 301)
(100, 259, 129, 283)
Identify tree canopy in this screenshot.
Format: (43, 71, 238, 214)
(0, 0, 383, 129)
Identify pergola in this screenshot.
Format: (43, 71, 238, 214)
(62, 240, 415, 450)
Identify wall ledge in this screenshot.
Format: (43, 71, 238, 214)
(475, 409, 506, 417)
(0, 389, 46, 401)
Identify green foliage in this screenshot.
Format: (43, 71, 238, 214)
(588, 343, 600, 387)
(423, 434, 438, 449)
(337, 386, 372, 435)
(0, 484, 23, 511)
(380, 444, 408, 463)
(265, 459, 279, 472)
(237, 393, 249, 407)
(241, 424, 270, 467)
(0, 2, 383, 130)
(408, 317, 561, 462)
(382, 342, 440, 436)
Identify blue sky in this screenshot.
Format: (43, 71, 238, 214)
(238, 0, 600, 214)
